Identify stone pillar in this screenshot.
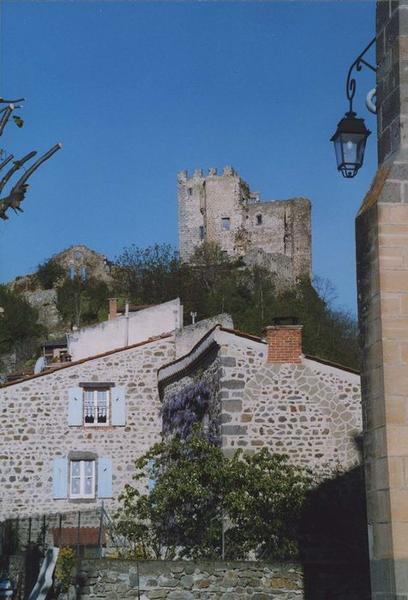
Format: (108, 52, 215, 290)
(356, 2, 408, 597)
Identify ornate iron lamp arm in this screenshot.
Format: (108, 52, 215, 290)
(346, 36, 377, 114)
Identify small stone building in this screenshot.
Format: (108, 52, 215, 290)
(158, 323, 362, 472)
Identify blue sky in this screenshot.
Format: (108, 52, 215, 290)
(0, 1, 376, 313)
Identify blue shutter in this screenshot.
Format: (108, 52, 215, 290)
(111, 387, 125, 426)
(148, 459, 156, 492)
(98, 457, 113, 498)
(68, 387, 83, 426)
(53, 457, 68, 499)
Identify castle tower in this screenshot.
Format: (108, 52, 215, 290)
(177, 166, 312, 284)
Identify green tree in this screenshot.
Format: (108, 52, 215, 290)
(35, 258, 65, 290)
(113, 242, 360, 369)
(0, 285, 44, 368)
(115, 431, 311, 560)
(56, 276, 110, 328)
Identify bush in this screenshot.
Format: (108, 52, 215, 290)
(35, 259, 65, 289)
(115, 431, 311, 560)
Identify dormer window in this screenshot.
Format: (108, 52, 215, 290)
(256, 214, 262, 226)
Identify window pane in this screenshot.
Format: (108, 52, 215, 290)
(84, 477, 93, 495)
(71, 462, 80, 477)
(84, 390, 95, 423)
(97, 391, 108, 423)
(84, 461, 94, 476)
(71, 477, 80, 495)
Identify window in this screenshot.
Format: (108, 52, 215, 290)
(221, 217, 230, 231)
(70, 460, 95, 499)
(83, 388, 109, 425)
(68, 265, 76, 280)
(80, 266, 88, 281)
(199, 225, 205, 240)
(256, 214, 262, 225)
(187, 187, 193, 197)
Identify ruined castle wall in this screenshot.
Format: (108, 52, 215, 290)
(0, 337, 175, 521)
(178, 168, 312, 283)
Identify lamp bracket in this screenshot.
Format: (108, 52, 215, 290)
(346, 36, 377, 114)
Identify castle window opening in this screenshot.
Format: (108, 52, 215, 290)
(70, 459, 95, 499)
(256, 214, 262, 225)
(68, 264, 76, 280)
(199, 225, 205, 240)
(221, 217, 231, 231)
(80, 266, 88, 281)
(187, 187, 193, 197)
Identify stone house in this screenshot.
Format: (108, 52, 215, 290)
(158, 322, 362, 472)
(0, 306, 361, 551)
(0, 301, 231, 528)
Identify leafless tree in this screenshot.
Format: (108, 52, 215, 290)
(0, 97, 61, 220)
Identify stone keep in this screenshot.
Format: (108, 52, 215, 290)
(178, 167, 312, 285)
(356, 2, 408, 598)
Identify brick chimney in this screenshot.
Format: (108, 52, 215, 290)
(108, 298, 118, 320)
(265, 318, 303, 363)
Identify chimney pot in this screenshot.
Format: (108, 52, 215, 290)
(265, 323, 303, 364)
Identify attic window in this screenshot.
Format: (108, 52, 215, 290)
(221, 217, 230, 231)
(256, 214, 262, 225)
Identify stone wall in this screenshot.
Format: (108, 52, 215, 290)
(177, 167, 312, 285)
(0, 336, 175, 521)
(160, 329, 362, 473)
(77, 559, 304, 599)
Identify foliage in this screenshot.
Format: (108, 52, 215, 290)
(115, 431, 311, 560)
(55, 546, 76, 593)
(56, 277, 110, 329)
(0, 284, 44, 361)
(35, 259, 65, 290)
(113, 243, 180, 306)
(113, 242, 360, 369)
(225, 450, 311, 559)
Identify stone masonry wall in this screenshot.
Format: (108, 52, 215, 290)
(160, 330, 362, 473)
(0, 336, 175, 521)
(78, 559, 304, 600)
(218, 334, 362, 471)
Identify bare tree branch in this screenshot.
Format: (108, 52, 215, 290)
(0, 151, 37, 195)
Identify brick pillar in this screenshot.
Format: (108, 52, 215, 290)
(108, 298, 117, 320)
(356, 3, 408, 598)
(265, 325, 302, 363)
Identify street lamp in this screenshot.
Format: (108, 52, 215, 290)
(331, 37, 376, 178)
(331, 111, 371, 178)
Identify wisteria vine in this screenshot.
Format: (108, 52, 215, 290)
(162, 381, 217, 442)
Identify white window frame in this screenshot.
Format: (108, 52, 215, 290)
(83, 388, 110, 427)
(69, 460, 95, 499)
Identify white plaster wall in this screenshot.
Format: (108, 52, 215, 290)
(68, 299, 181, 361)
